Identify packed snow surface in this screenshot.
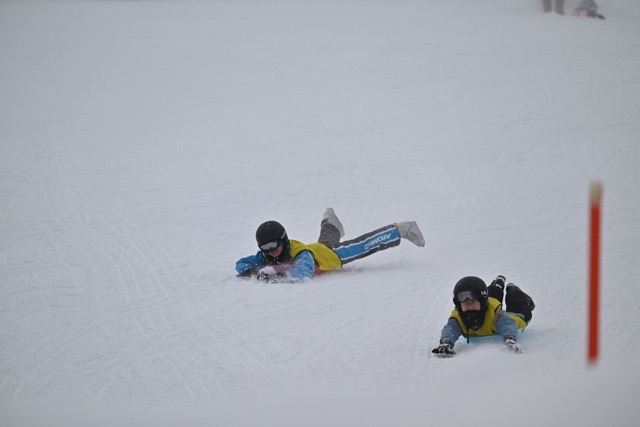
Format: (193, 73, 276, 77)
(1, 0, 639, 425)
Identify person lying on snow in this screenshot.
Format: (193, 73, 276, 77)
(236, 208, 425, 282)
(432, 275, 535, 356)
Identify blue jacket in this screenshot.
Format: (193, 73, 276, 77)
(235, 250, 316, 281)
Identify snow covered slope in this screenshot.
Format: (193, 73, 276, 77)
(1, 0, 639, 425)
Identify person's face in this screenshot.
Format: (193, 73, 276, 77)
(266, 244, 283, 258)
(460, 300, 481, 311)
(259, 238, 284, 258)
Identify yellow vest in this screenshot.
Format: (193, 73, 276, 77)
(450, 297, 528, 336)
(289, 239, 342, 271)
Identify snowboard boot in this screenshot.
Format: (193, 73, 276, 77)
(318, 208, 344, 249)
(505, 284, 535, 323)
(320, 208, 345, 238)
(488, 275, 506, 303)
(395, 221, 425, 247)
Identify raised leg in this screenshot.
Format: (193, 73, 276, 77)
(505, 284, 535, 323)
(318, 208, 344, 248)
(333, 224, 401, 264)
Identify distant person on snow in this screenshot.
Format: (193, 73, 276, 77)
(432, 275, 535, 356)
(542, 0, 565, 15)
(574, 0, 605, 19)
(236, 208, 425, 282)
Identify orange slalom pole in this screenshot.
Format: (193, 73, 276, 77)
(588, 182, 602, 366)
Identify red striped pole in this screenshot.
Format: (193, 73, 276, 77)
(588, 182, 602, 366)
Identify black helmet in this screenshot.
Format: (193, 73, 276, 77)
(255, 221, 290, 264)
(453, 276, 489, 330)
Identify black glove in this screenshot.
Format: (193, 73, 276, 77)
(432, 339, 455, 356)
(237, 268, 259, 278)
(504, 336, 522, 353)
(255, 267, 285, 283)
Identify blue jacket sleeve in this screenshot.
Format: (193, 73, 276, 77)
(494, 309, 519, 340)
(235, 251, 266, 274)
(285, 250, 316, 281)
(440, 317, 463, 343)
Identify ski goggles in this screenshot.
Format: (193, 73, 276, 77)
(259, 240, 282, 251)
(456, 291, 477, 303)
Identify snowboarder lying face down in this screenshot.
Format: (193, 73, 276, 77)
(235, 209, 426, 282)
(431, 276, 536, 357)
